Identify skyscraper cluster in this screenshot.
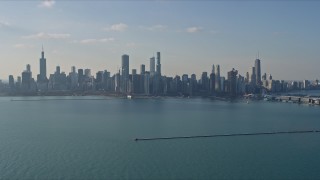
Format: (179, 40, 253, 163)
(1, 48, 319, 96)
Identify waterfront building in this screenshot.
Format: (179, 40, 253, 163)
(140, 64, 145, 75)
(37, 47, 49, 92)
(227, 68, 238, 97)
(9, 75, 15, 91)
(38, 46, 47, 82)
(140, 64, 145, 94)
(237, 75, 246, 95)
(102, 70, 111, 91)
(156, 52, 161, 76)
(78, 69, 84, 90)
(250, 67, 256, 86)
(48, 66, 68, 91)
(144, 71, 150, 95)
(131, 69, 139, 94)
(114, 70, 121, 93)
(215, 65, 221, 92)
(150, 56, 155, 76)
(21, 64, 32, 92)
(27, 64, 31, 73)
(84, 69, 91, 77)
(303, 80, 310, 90)
(121, 54, 129, 93)
(209, 72, 215, 95)
(201, 72, 209, 94)
(182, 74, 189, 94)
(95, 71, 104, 90)
(255, 58, 261, 86)
(245, 72, 250, 84)
(69, 66, 78, 90)
(220, 77, 226, 93)
(211, 64, 215, 74)
(190, 74, 197, 95)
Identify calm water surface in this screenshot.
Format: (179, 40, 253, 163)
(0, 96, 320, 179)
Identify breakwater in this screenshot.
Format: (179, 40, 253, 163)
(135, 130, 320, 141)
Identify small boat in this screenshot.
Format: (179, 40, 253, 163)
(127, 95, 132, 99)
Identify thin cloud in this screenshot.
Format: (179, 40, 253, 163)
(38, 0, 56, 8)
(186, 26, 203, 33)
(23, 32, 71, 39)
(73, 37, 115, 44)
(0, 20, 10, 28)
(141, 25, 168, 32)
(13, 44, 34, 49)
(104, 23, 128, 32)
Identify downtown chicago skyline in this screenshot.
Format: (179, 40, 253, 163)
(5, 47, 318, 97)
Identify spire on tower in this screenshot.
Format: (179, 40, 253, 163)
(41, 44, 45, 59)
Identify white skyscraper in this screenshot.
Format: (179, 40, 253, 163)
(150, 57, 155, 76)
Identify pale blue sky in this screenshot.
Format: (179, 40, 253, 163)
(0, 1, 319, 81)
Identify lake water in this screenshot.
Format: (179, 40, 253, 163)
(0, 96, 320, 179)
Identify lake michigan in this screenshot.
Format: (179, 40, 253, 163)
(0, 96, 320, 179)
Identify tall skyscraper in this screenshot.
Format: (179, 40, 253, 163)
(22, 64, 32, 92)
(245, 72, 250, 83)
(39, 46, 47, 81)
(26, 64, 31, 73)
(78, 69, 84, 88)
(250, 67, 256, 85)
(140, 64, 146, 75)
(150, 56, 155, 76)
(209, 72, 215, 94)
(156, 52, 161, 76)
(71, 66, 76, 73)
(139, 64, 146, 94)
(201, 72, 209, 92)
(121, 54, 129, 93)
(215, 65, 221, 92)
(227, 68, 238, 97)
(9, 75, 15, 90)
(255, 58, 261, 86)
(211, 64, 215, 74)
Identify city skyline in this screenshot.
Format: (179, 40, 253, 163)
(1, 1, 320, 80)
(2, 47, 318, 98)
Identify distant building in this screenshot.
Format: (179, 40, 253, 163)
(140, 64, 145, 75)
(255, 58, 261, 86)
(38, 46, 47, 82)
(209, 72, 215, 95)
(201, 72, 209, 94)
(121, 54, 129, 93)
(156, 52, 161, 76)
(21, 64, 32, 92)
(250, 66, 256, 86)
(215, 65, 221, 92)
(150, 56, 155, 76)
(144, 72, 150, 95)
(9, 75, 15, 91)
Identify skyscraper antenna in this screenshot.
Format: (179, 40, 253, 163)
(42, 44, 44, 52)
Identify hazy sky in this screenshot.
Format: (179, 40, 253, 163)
(0, 0, 319, 81)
